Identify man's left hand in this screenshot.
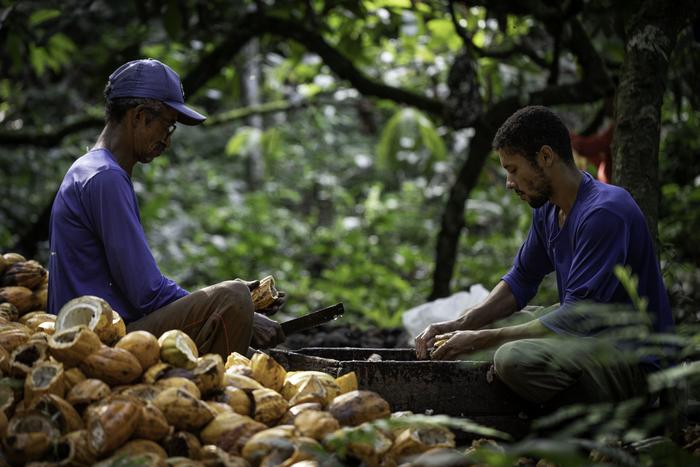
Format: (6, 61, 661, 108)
(251, 312, 286, 349)
(257, 291, 288, 316)
(430, 330, 490, 361)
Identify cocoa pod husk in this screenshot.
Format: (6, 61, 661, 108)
(115, 330, 160, 371)
(48, 325, 102, 368)
(0, 260, 46, 289)
(66, 378, 111, 414)
(0, 324, 31, 352)
(251, 275, 279, 311)
(9, 340, 48, 377)
(0, 286, 35, 314)
(79, 344, 142, 386)
(153, 387, 214, 431)
(24, 361, 65, 408)
(0, 302, 19, 321)
(28, 393, 84, 434)
(163, 431, 202, 459)
(85, 396, 140, 456)
(328, 390, 391, 427)
(134, 402, 171, 441)
(114, 439, 168, 459)
(3, 410, 61, 464)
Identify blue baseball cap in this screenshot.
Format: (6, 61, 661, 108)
(106, 58, 206, 125)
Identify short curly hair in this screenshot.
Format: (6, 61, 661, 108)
(492, 106, 574, 166)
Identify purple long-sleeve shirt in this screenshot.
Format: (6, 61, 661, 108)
(502, 172, 674, 337)
(48, 148, 188, 323)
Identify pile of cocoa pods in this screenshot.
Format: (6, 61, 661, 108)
(0, 253, 459, 467)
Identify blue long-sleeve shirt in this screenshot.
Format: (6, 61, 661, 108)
(48, 148, 188, 323)
(502, 172, 674, 338)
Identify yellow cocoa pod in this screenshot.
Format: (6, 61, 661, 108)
(49, 325, 102, 368)
(24, 361, 65, 407)
(115, 331, 160, 370)
(55, 296, 114, 344)
(79, 344, 143, 386)
(0, 286, 34, 314)
(250, 351, 286, 392)
(328, 390, 391, 426)
(192, 353, 224, 395)
(252, 388, 289, 426)
(134, 402, 171, 441)
(86, 397, 141, 456)
(158, 330, 198, 369)
(294, 409, 340, 440)
(335, 371, 359, 394)
(250, 275, 279, 310)
(1, 260, 47, 289)
(153, 387, 214, 431)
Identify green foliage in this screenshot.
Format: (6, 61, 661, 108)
(376, 108, 446, 175)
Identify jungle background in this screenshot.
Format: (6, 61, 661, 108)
(1, 0, 700, 463)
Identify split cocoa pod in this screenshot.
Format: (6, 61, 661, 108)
(251, 275, 279, 310)
(54, 295, 121, 344)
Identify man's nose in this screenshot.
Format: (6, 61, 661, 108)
(505, 176, 515, 190)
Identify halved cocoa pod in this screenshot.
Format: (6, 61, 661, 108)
(55, 295, 114, 344)
(2, 410, 61, 464)
(85, 396, 141, 456)
(66, 379, 111, 414)
(59, 429, 98, 466)
(9, 340, 48, 377)
(24, 361, 65, 407)
(241, 426, 296, 466)
(192, 353, 224, 396)
(251, 275, 279, 311)
(158, 330, 198, 370)
(163, 431, 202, 459)
(134, 402, 171, 441)
(28, 393, 84, 434)
(153, 387, 214, 431)
(48, 325, 102, 368)
(0, 325, 31, 352)
(79, 344, 142, 386)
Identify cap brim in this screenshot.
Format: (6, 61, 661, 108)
(164, 101, 207, 126)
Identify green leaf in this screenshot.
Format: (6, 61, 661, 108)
(225, 127, 261, 157)
(29, 9, 61, 27)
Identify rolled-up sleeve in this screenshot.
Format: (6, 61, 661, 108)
(502, 214, 554, 310)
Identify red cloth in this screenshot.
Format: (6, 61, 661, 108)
(570, 124, 614, 183)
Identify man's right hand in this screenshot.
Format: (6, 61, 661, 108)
(415, 319, 461, 360)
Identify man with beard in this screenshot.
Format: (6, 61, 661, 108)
(415, 106, 673, 408)
(48, 59, 285, 359)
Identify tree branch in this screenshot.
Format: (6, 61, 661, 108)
(260, 15, 446, 117)
(0, 115, 103, 146)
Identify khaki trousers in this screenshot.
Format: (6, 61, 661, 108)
(126, 280, 254, 360)
(493, 337, 649, 407)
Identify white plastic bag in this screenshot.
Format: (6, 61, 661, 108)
(402, 284, 490, 342)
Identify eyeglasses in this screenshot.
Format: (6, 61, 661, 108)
(155, 114, 177, 137)
(144, 108, 177, 137)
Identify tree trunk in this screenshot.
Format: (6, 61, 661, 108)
(429, 97, 519, 300)
(611, 0, 697, 248)
(240, 39, 265, 189)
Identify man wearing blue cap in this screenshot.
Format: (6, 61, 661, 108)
(48, 58, 285, 358)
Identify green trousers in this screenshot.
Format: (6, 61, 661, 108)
(493, 336, 649, 406)
(462, 306, 650, 407)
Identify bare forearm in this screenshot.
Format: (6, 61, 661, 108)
(456, 281, 519, 330)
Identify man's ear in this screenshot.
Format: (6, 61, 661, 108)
(538, 145, 556, 167)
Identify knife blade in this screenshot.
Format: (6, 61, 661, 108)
(280, 303, 344, 335)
